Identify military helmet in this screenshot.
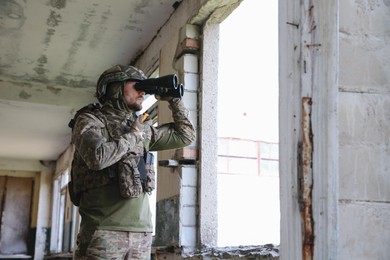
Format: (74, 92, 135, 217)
(96, 64, 147, 104)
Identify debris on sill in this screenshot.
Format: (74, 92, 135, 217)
(186, 244, 280, 259)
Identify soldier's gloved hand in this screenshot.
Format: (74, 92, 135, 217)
(155, 95, 182, 104)
(130, 115, 146, 133)
(155, 94, 173, 102)
(127, 115, 148, 144)
(131, 113, 151, 132)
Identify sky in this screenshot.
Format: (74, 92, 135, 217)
(218, 0, 279, 143)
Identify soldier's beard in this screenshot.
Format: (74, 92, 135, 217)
(126, 102, 142, 112)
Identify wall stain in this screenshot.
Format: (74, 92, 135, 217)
(125, 14, 142, 32)
(47, 10, 61, 27)
(47, 86, 61, 95)
(35, 26, 55, 80)
(34, 67, 47, 75)
(21, 82, 32, 88)
(34, 55, 48, 77)
(124, 1, 148, 32)
(89, 8, 111, 49)
(19, 90, 31, 99)
(35, 5, 61, 81)
(63, 8, 95, 71)
(299, 97, 314, 260)
(54, 75, 68, 86)
(43, 28, 56, 46)
(2, 73, 93, 88)
(55, 75, 94, 88)
(0, 0, 26, 30)
(50, 0, 66, 9)
(38, 55, 48, 64)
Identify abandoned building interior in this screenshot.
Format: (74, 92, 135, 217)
(0, 0, 389, 259)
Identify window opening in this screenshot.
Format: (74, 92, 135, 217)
(57, 189, 66, 250)
(217, 0, 279, 246)
(50, 179, 60, 253)
(51, 169, 76, 253)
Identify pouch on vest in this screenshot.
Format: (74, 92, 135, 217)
(117, 152, 156, 198)
(118, 157, 143, 198)
(143, 152, 156, 193)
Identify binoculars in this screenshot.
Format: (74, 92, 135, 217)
(134, 74, 184, 98)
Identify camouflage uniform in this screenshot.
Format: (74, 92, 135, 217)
(74, 229, 152, 260)
(71, 65, 195, 260)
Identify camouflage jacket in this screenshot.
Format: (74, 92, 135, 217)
(69, 98, 195, 204)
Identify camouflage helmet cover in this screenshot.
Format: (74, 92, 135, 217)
(96, 64, 147, 104)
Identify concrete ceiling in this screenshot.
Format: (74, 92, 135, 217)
(0, 0, 181, 162)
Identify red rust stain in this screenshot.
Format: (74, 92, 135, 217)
(301, 97, 314, 260)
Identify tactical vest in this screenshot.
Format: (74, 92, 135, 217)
(68, 103, 156, 206)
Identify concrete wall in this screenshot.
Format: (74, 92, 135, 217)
(338, 0, 390, 259)
(279, 0, 339, 258)
(279, 0, 389, 258)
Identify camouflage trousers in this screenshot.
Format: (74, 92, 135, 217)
(73, 229, 152, 260)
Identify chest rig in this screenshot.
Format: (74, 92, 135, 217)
(68, 103, 156, 206)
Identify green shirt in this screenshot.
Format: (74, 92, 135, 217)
(79, 183, 153, 232)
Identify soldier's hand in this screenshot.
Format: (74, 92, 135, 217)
(131, 116, 144, 132)
(131, 113, 150, 131)
(154, 94, 173, 102)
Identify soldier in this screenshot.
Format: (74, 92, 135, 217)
(69, 65, 195, 259)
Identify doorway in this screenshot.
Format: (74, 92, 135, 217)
(0, 176, 33, 255)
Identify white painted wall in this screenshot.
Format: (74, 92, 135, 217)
(338, 0, 390, 258)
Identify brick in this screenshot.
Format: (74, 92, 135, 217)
(175, 147, 197, 159)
